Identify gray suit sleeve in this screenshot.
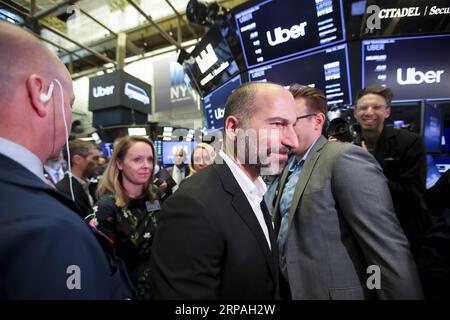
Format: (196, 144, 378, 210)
(332, 145, 423, 299)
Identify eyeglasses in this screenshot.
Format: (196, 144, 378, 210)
(355, 105, 387, 112)
(296, 113, 317, 120)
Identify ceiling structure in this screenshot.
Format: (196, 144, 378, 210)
(0, 0, 249, 78)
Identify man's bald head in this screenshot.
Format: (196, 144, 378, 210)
(0, 21, 70, 105)
(0, 21, 74, 162)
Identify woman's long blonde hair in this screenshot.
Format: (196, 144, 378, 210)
(96, 136, 157, 207)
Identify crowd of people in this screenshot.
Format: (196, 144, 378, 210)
(0, 21, 448, 300)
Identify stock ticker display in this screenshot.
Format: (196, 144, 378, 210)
(362, 34, 450, 102)
(234, 0, 345, 68)
(248, 43, 352, 105)
(202, 75, 242, 130)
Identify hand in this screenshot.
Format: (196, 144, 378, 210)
(361, 140, 368, 151)
(328, 136, 338, 142)
(159, 181, 168, 195)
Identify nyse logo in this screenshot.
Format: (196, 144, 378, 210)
(93, 85, 115, 98)
(214, 107, 225, 120)
(195, 44, 218, 74)
(397, 68, 444, 85)
(266, 22, 307, 46)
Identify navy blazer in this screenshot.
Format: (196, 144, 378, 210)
(0, 154, 133, 299)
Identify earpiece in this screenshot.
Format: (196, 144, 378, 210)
(40, 82, 54, 102)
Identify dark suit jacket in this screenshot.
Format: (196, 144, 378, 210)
(56, 174, 94, 218)
(419, 208, 450, 299)
(372, 127, 432, 254)
(149, 158, 279, 299)
(0, 154, 132, 299)
(273, 137, 423, 299)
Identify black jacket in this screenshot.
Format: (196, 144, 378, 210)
(371, 127, 432, 254)
(149, 158, 279, 299)
(56, 174, 95, 218)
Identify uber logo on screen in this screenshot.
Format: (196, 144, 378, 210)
(93, 85, 115, 98)
(214, 107, 225, 120)
(266, 21, 307, 46)
(397, 67, 444, 85)
(195, 44, 218, 74)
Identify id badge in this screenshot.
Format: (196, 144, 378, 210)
(146, 200, 161, 212)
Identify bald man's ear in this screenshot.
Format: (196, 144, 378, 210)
(224, 116, 239, 141)
(27, 74, 50, 118)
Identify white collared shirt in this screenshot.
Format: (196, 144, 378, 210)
(219, 150, 271, 250)
(0, 137, 47, 183)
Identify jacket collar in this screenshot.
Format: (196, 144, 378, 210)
(212, 155, 279, 286)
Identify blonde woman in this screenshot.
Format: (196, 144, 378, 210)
(95, 136, 160, 300)
(187, 142, 217, 178)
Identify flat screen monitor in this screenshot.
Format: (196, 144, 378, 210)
(362, 34, 450, 102)
(233, 0, 345, 68)
(98, 143, 113, 159)
(162, 141, 197, 166)
(248, 43, 352, 105)
(182, 24, 242, 96)
(202, 75, 242, 130)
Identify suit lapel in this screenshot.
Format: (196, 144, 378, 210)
(213, 159, 278, 283)
(286, 137, 327, 233)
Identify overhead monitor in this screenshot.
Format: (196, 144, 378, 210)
(358, 0, 450, 38)
(127, 127, 147, 136)
(362, 34, 450, 102)
(248, 43, 352, 105)
(182, 24, 243, 96)
(162, 141, 197, 166)
(233, 0, 345, 68)
(202, 75, 242, 130)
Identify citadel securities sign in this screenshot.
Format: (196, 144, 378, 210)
(365, 1, 450, 34)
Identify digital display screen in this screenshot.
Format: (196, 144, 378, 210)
(162, 141, 197, 165)
(359, 0, 450, 38)
(248, 43, 352, 105)
(424, 104, 442, 153)
(98, 143, 113, 159)
(234, 0, 345, 68)
(183, 25, 241, 96)
(362, 34, 450, 102)
(202, 75, 242, 130)
(154, 140, 162, 160)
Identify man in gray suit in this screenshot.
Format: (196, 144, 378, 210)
(272, 84, 423, 299)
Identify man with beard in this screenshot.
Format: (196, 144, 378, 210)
(56, 140, 100, 218)
(150, 82, 298, 299)
(272, 84, 423, 299)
